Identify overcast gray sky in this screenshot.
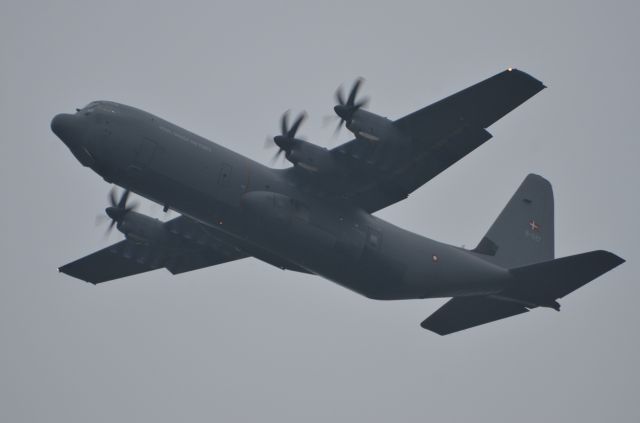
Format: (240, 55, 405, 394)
(1, 0, 638, 421)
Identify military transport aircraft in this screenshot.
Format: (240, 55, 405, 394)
(51, 69, 624, 335)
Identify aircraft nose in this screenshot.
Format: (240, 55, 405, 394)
(51, 113, 77, 143)
(51, 112, 95, 167)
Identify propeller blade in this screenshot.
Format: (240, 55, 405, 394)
(109, 187, 117, 207)
(117, 189, 130, 209)
(270, 148, 284, 165)
(267, 110, 307, 165)
(100, 187, 135, 233)
(334, 119, 344, 136)
(347, 78, 363, 106)
(332, 78, 368, 136)
(322, 114, 338, 127)
(288, 112, 306, 138)
(335, 86, 345, 105)
(354, 96, 369, 109)
(124, 201, 138, 213)
(280, 110, 289, 136)
(103, 218, 116, 238)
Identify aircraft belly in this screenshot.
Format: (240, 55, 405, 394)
(112, 164, 511, 301)
(107, 134, 509, 301)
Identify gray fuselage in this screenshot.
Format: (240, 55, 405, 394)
(53, 101, 509, 299)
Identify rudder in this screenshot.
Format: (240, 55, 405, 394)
(473, 174, 554, 267)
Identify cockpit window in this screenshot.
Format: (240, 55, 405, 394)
(81, 101, 118, 114)
(79, 102, 98, 115)
(97, 102, 118, 114)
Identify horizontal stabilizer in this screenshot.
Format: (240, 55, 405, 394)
(506, 250, 625, 303)
(421, 250, 624, 335)
(421, 296, 529, 335)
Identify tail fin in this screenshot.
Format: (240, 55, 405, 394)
(506, 250, 625, 308)
(473, 174, 553, 267)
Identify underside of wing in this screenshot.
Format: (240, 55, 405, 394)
(59, 240, 163, 284)
(421, 296, 529, 335)
(59, 215, 247, 284)
(328, 69, 545, 212)
(394, 68, 545, 138)
(59, 239, 245, 284)
(339, 126, 493, 211)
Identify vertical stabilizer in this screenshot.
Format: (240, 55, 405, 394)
(473, 174, 554, 267)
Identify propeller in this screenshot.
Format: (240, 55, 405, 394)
(333, 77, 369, 133)
(97, 187, 138, 235)
(265, 110, 307, 164)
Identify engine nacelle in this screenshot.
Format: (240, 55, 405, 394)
(347, 109, 412, 152)
(117, 211, 169, 245)
(286, 140, 339, 175)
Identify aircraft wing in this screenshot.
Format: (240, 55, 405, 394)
(420, 296, 530, 335)
(331, 69, 545, 212)
(59, 216, 247, 284)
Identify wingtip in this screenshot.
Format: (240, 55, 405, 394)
(420, 319, 447, 335)
(609, 253, 625, 267)
(593, 250, 626, 269)
(524, 173, 553, 189)
(506, 68, 546, 91)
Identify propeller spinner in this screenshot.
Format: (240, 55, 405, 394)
(333, 77, 369, 133)
(100, 187, 138, 235)
(266, 110, 307, 164)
